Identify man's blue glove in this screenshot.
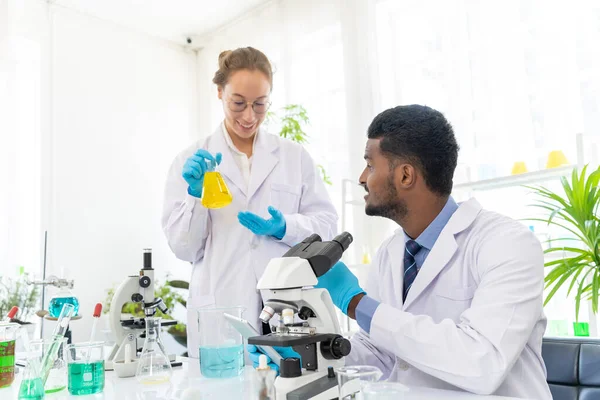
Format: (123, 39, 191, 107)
(315, 261, 366, 315)
(238, 206, 286, 240)
(247, 345, 301, 375)
(182, 149, 222, 198)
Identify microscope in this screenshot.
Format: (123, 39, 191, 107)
(105, 249, 176, 370)
(248, 232, 354, 400)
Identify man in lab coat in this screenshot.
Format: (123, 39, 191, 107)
(315, 105, 552, 398)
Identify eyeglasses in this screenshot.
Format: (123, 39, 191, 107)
(225, 97, 271, 114)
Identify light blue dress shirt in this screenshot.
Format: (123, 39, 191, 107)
(355, 196, 459, 333)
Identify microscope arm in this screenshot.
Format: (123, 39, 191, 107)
(109, 275, 140, 345)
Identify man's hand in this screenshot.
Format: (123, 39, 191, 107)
(247, 345, 301, 375)
(315, 261, 366, 315)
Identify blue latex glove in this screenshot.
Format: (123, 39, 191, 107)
(181, 150, 222, 197)
(247, 344, 301, 374)
(238, 206, 287, 240)
(315, 261, 366, 315)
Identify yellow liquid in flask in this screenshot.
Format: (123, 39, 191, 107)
(202, 171, 233, 209)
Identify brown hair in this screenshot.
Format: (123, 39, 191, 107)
(212, 47, 273, 89)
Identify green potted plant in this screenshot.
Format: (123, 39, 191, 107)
(104, 277, 188, 347)
(527, 165, 600, 336)
(266, 104, 332, 185)
(0, 272, 41, 326)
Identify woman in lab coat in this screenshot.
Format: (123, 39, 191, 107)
(162, 47, 337, 358)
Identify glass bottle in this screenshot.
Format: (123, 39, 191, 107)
(201, 160, 232, 209)
(48, 287, 79, 318)
(135, 317, 172, 384)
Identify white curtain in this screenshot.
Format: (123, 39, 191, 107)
(0, 0, 48, 277)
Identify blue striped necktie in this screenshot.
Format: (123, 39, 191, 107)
(403, 240, 423, 301)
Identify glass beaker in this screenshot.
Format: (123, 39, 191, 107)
(197, 306, 245, 378)
(29, 337, 68, 393)
(336, 365, 383, 399)
(48, 287, 79, 318)
(201, 160, 232, 209)
(362, 382, 408, 399)
(136, 317, 172, 385)
(66, 341, 105, 395)
(0, 323, 20, 388)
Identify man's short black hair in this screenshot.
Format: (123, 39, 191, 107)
(367, 104, 459, 196)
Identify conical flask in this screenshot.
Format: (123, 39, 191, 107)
(18, 358, 45, 399)
(201, 160, 232, 209)
(135, 317, 172, 385)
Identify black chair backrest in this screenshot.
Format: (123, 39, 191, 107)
(542, 337, 600, 400)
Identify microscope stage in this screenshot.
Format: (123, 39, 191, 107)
(248, 333, 336, 347)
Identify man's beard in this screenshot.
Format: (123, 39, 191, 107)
(365, 174, 407, 221)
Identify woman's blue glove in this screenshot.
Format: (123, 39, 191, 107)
(182, 149, 222, 197)
(315, 261, 366, 315)
(238, 206, 287, 239)
(247, 345, 301, 374)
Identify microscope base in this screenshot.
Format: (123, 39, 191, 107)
(276, 370, 339, 400)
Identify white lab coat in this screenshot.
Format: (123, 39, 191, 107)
(162, 126, 338, 358)
(348, 198, 552, 399)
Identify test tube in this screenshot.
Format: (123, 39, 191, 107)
(52, 303, 75, 337)
(40, 303, 75, 384)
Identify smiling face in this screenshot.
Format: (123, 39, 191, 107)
(217, 69, 271, 141)
(359, 138, 410, 221)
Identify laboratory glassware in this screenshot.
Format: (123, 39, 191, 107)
(336, 365, 383, 400)
(197, 306, 245, 378)
(18, 354, 45, 400)
(135, 317, 172, 384)
(30, 337, 68, 393)
(40, 303, 75, 385)
(362, 382, 408, 399)
(66, 341, 105, 395)
(201, 159, 233, 209)
(0, 323, 20, 388)
(48, 286, 79, 318)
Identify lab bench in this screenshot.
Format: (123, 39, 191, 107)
(2, 356, 523, 399)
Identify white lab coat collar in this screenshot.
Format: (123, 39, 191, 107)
(402, 198, 483, 309)
(221, 122, 256, 160)
(248, 125, 279, 199)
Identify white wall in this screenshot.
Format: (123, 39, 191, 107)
(45, 6, 197, 343)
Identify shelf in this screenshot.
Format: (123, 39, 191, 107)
(453, 165, 574, 192)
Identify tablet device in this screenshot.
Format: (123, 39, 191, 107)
(223, 313, 283, 365)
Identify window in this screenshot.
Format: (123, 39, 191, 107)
(0, 21, 43, 279)
(287, 23, 349, 227)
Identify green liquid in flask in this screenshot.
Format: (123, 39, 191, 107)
(18, 378, 45, 399)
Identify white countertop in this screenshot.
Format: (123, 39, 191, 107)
(2, 358, 521, 399)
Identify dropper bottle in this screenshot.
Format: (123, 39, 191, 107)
(254, 354, 276, 400)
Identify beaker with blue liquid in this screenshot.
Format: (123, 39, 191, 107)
(197, 306, 245, 378)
